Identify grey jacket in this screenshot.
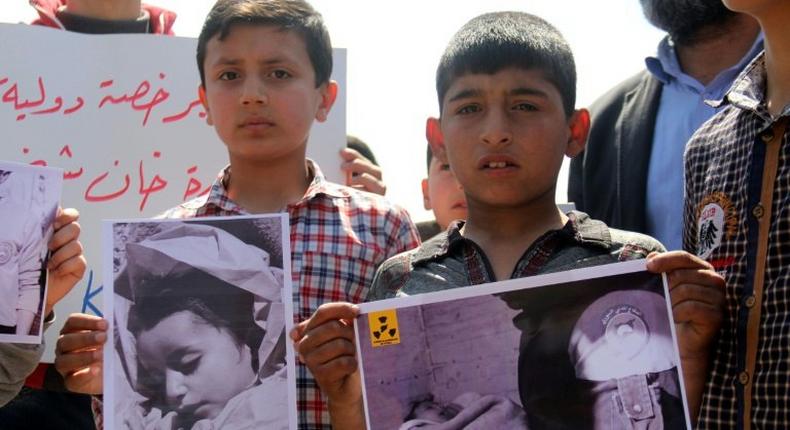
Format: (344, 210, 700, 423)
(0, 342, 44, 406)
(368, 211, 665, 300)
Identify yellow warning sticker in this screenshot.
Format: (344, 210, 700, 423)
(368, 309, 400, 347)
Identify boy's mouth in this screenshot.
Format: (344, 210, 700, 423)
(477, 155, 519, 170)
(239, 117, 275, 129)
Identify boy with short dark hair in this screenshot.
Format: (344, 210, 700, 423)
(683, 1, 790, 427)
(52, 1, 419, 428)
(293, 11, 725, 429)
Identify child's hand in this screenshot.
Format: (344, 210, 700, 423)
(646, 250, 725, 421)
(291, 302, 362, 406)
(45, 207, 87, 316)
(54, 313, 107, 395)
(340, 148, 386, 195)
(646, 251, 726, 359)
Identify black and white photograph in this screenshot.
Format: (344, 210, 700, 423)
(103, 215, 295, 430)
(0, 160, 62, 344)
(355, 261, 691, 430)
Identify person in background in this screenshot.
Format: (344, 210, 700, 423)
(343, 135, 387, 196)
(416, 118, 467, 241)
(29, 0, 176, 34)
(568, 0, 761, 251)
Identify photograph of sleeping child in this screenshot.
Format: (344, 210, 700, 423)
(356, 262, 691, 430)
(0, 160, 62, 344)
(104, 215, 293, 430)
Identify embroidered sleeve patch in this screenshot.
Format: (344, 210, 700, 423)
(695, 192, 737, 259)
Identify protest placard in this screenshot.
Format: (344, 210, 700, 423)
(355, 260, 692, 430)
(0, 160, 62, 345)
(103, 214, 295, 430)
(0, 23, 346, 359)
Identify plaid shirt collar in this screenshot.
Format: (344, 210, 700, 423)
(711, 52, 790, 125)
(181, 159, 347, 214)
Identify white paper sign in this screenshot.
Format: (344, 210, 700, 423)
(0, 23, 346, 360)
(354, 261, 692, 430)
(103, 215, 296, 430)
(0, 160, 62, 345)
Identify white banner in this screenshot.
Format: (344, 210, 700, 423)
(0, 23, 346, 360)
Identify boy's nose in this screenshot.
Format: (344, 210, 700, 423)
(165, 369, 188, 405)
(480, 110, 512, 147)
(240, 78, 268, 105)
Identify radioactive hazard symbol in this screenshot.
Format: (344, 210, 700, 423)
(368, 309, 400, 347)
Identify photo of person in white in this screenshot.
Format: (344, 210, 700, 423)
(0, 166, 59, 339)
(110, 220, 289, 430)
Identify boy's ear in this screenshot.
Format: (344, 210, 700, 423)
(315, 80, 339, 123)
(198, 85, 213, 126)
(565, 108, 590, 158)
(425, 117, 448, 164)
(421, 178, 432, 210)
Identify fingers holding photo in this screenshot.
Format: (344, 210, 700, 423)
(55, 313, 107, 395)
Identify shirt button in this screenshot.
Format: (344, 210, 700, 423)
(761, 131, 775, 142)
(744, 295, 757, 308)
(738, 371, 750, 385)
(752, 204, 764, 219)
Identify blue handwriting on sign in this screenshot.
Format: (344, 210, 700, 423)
(81, 270, 103, 317)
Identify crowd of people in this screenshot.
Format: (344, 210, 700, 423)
(1, 0, 789, 428)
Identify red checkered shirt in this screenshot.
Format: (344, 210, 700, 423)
(94, 160, 420, 430)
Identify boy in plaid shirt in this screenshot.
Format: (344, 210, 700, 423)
(684, 1, 790, 428)
(52, 1, 419, 428)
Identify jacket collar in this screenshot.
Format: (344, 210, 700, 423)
(410, 210, 613, 267)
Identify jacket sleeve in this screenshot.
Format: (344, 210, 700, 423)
(0, 342, 44, 406)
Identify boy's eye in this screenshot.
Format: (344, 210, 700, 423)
(219, 71, 240, 81)
(177, 355, 201, 375)
(270, 69, 292, 79)
(456, 104, 480, 115)
(513, 102, 538, 112)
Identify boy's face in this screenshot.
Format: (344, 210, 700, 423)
(136, 310, 255, 422)
(200, 25, 336, 162)
(421, 157, 467, 230)
(438, 67, 586, 210)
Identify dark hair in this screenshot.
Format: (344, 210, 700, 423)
(127, 268, 265, 372)
(435, 12, 576, 117)
(196, 0, 332, 88)
(346, 135, 378, 166)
